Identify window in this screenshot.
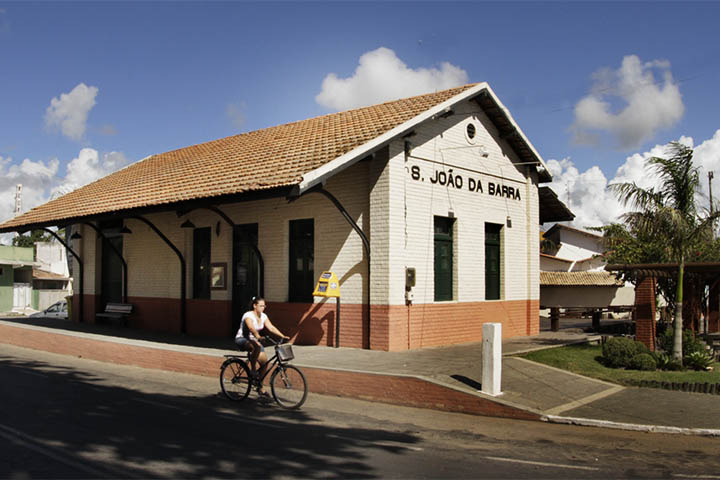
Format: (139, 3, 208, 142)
(434, 216, 455, 301)
(289, 219, 314, 303)
(193, 227, 211, 299)
(485, 223, 502, 300)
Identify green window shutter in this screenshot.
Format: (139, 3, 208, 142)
(485, 223, 502, 300)
(434, 216, 454, 301)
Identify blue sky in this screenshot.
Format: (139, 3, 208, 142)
(1, 1, 720, 233)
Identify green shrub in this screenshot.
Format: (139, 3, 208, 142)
(629, 353, 657, 371)
(602, 337, 649, 368)
(684, 351, 715, 371)
(658, 328, 705, 356)
(652, 351, 670, 369)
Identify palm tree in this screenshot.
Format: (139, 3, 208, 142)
(609, 142, 718, 363)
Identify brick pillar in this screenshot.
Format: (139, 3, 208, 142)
(709, 283, 720, 333)
(634, 276, 656, 351)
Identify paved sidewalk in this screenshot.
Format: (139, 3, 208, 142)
(1, 315, 718, 435)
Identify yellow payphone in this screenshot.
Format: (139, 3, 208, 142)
(312, 271, 340, 298)
(313, 271, 341, 347)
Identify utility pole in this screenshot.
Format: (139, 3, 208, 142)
(14, 184, 22, 216)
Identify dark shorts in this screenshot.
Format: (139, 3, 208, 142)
(235, 337, 264, 352)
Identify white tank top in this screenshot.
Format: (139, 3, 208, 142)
(237, 311, 267, 340)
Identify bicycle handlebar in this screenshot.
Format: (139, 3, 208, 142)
(260, 335, 290, 346)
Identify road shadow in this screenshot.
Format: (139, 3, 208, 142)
(0, 352, 421, 479)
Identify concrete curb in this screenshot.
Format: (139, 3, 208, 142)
(504, 335, 602, 356)
(543, 415, 720, 437)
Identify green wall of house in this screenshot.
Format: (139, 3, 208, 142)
(0, 264, 12, 312)
(0, 245, 34, 263)
(0, 245, 35, 312)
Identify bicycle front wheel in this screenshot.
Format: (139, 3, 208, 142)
(270, 364, 308, 409)
(220, 359, 251, 401)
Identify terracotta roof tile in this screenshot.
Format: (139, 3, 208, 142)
(540, 271, 624, 286)
(0, 84, 477, 231)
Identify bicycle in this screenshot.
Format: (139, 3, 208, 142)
(219, 336, 308, 409)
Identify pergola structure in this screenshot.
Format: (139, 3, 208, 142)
(605, 263, 720, 350)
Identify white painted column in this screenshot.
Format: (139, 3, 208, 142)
(482, 322, 502, 396)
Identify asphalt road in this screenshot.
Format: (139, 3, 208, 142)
(1, 342, 719, 479)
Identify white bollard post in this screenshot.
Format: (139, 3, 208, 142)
(482, 322, 502, 396)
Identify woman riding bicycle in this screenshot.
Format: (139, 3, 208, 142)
(234, 297, 289, 397)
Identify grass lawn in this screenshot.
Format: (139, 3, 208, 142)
(520, 344, 720, 386)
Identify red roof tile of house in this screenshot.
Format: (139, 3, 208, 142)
(540, 271, 624, 286)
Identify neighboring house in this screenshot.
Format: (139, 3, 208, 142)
(540, 224, 634, 310)
(0, 245, 38, 313)
(33, 241, 72, 310)
(0, 243, 72, 314)
(0, 83, 571, 350)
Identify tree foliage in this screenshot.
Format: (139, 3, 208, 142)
(11, 229, 65, 249)
(12, 230, 53, 248)
(599, 142, 720, 362)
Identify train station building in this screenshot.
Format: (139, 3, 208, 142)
(0, 83, 571, 350)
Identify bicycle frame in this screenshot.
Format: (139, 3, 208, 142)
(228, 339, 291, 385)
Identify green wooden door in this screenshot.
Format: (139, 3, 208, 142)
(434, 217, 454, 301)
(485, 223, 501, 300)
(289, 219, 314, 303)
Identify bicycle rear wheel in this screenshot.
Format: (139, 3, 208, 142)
(220, 359, 251, 401)
(270, 364, 308, 409)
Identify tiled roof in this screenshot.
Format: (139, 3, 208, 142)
(33, 268, 69, 281)
(540, 253, 573, 263)
(540, 271, 624, 286)
(0, 84, 478, 232)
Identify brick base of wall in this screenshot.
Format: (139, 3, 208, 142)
(72, 295, 540, 352)
(0, 322, 540, 421)
(375, 300, 540, 351)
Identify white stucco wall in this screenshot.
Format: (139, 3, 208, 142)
(373, 98, 540, 306)
(35, 242, 69, 277)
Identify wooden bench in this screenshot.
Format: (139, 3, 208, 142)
(96, 303, 133, 327)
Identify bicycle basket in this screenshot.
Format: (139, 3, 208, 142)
(276, 344, 294, 361)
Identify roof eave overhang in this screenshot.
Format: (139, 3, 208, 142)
(1, 260, 41, 268)
(0, 185, 294, 234)
(293, 83, 551, 197)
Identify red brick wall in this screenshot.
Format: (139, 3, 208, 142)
(268, 301, 366, 348)
(634, 277, 656, 351)
(381, 300, 540, 351)
(186, 299, 233, 337)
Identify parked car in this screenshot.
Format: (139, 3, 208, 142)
(29, 300, 68, 319)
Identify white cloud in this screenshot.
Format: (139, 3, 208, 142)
(570, 55, 684, 150)
(0, 148, 131, 244)
(545, 130, 720, 231)
(316, 47, 469, 111)
(44, 83, 99, 141)
(52, 148, 130, 197)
